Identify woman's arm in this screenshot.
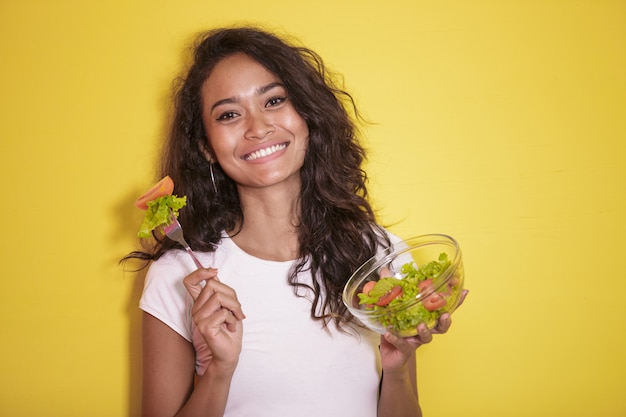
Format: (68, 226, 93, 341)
(378, 353, 421, 417)
(141, 313, 236, 417)
(377, 332, 422, 417)
(377, 314, 454, 417)
(142, 268, 245, 417)
(378, 290, 468, 417)
(142, 312, 196, 417)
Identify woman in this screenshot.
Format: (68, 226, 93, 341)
(130, 26, 459, 417)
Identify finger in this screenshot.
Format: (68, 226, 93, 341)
(379, 266, 392, 278)
(196, 310, 242, 346)
(222, 308, 240, 332)
(183, 268, 219, 300)
(195, 307, 241, 337)
(191, 278, 246, 320)
(192, 279, 245, 320)
(193, 288, 246, 321)
(457, 289, 469, 307)
(383, 330, 428, 357)
(432, 313, 451, 334)
(416, 323, 433, 344)
(383, 330, 412, 352)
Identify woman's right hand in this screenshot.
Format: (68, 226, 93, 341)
(183, 268, 246, 373)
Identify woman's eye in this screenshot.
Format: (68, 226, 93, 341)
(266, 96, 286, 108)
(216, 111, 238, 121)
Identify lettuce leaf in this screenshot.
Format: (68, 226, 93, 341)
(378, 303, 435, 331)
(137, 194, 187, 238)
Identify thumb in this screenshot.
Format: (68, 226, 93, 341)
(183, 268, 218, 301)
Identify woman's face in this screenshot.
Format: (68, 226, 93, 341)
(201, 53, 309, 192)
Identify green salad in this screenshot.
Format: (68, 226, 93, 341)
(357, 253, 460, 334)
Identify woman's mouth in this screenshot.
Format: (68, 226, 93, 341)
(243, 143, 288, 161)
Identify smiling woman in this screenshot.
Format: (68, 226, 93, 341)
(123, 26, 463, 417)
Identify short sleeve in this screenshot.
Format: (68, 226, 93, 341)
(139, 251, 196, 342)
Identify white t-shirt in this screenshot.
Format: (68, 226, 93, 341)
(140, 234, 383, 417)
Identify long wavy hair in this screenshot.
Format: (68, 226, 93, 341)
(126, 26, 390, 330)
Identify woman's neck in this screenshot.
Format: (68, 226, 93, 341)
(229, 184, 301, 262)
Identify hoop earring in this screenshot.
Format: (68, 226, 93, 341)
(209, 163, 218, 194)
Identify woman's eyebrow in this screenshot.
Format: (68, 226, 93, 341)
(257, 82, 284, 95)
(211, 97, 237, 111)
(210, 82, 285, 112)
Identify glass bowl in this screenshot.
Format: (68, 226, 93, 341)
(342, 234, 464, 337)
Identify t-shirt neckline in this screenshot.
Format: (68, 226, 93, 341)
(220, 231, 299, 266)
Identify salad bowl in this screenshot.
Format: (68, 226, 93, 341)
(342, 234, 465, 337)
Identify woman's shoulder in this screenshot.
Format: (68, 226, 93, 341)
(140, 250, 197, 341)
(148, 249, 198, 276)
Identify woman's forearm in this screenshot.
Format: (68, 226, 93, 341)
(173, 362, 235, 417)
(377, 363, 422, 417)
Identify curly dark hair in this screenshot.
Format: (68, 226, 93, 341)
(126, 26, 390, 330)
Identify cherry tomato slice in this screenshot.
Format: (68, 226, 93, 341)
(376, 286, 403, 307)
(423, 292, 447, 311)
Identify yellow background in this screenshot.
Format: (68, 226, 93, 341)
(1, 1, 624, 416)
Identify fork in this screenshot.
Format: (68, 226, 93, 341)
(161, 211, 204, 270)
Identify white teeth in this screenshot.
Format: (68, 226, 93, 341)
(245, 143, 287, 161)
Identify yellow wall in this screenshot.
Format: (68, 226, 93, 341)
(1, 1, 624, 416)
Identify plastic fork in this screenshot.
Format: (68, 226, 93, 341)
(161, 211, 204, 270)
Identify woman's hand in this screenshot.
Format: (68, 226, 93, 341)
(183, 268, 246, 373)
(379, 289, 468, 373)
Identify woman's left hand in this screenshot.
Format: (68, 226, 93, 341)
(379, 289, 468, 373)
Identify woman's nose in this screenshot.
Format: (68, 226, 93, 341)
(244, 111, 274, 140)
